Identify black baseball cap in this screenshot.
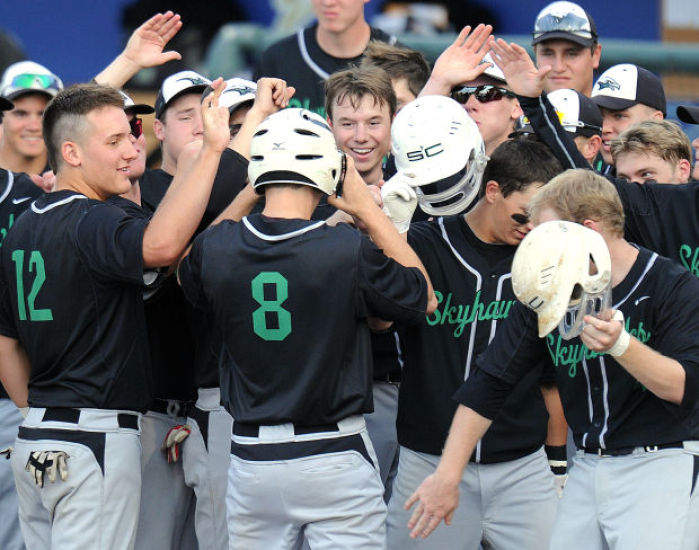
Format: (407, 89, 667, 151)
(591, 64, 666, 116)
(532, 1, 598, 49)
(677, 105, 699, 125)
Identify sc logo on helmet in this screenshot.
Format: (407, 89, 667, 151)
(406, 143, 444, 162)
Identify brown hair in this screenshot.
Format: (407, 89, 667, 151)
(43, 83, 124, 172)
(611, 119, 692, 166)
(324, 65, 397, 121)
(360, 41, 430, 98)
(529, 168, 625, 238)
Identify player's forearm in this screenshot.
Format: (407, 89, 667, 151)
(0, 335, 30, 407)
(541, 385, 568, 446)
(436, 405, 492, 483)
(419, 75, 452, 98)
(362, 207, 438, 313)
(614, 338, 686, 405)
(94, 54, 141, 89)
(143, 144, 222, 267)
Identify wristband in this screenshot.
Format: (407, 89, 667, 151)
(608, 310, 631, 357)
(545, 444, 567, 475)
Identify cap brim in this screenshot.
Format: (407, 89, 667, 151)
(590, 95, 637, 112)
(677, 105, 699, 125)
(5, 89, 57, 101)
(0, 96, 13, 111)
(126, 104, 155, 115)
(533, 31, 594, 48)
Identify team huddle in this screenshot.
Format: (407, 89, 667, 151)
(0, 2, 698, 550)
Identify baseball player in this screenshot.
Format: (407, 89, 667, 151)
(0, 94, 43, 550)
(254, 0, 396, 116)
(488, 39, 699, 278)
(0, 81, 230, 550)
(178, 107, 437, 549)
(382, 95, 564, 550)
(407, 169, 699, 550)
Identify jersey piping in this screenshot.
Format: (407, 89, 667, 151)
(0, 170, 14, 203)
(242, 216, 326, 241)
(31, 194, 87, 214)
(581, 251, 658, 449)
(297, 29, 330, 80)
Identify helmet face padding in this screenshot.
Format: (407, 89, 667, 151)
(391, 95, 487, 216)
(511, 220, 612, 339)
(248, 108, 344, 195)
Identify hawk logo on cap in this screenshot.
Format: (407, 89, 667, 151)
(596, 78, 620, 91)
(177, 77, 208, 86)
(225, 86, 256, 96)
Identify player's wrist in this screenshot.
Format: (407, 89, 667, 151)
(607, 310, 631, 357)
(544, 444, 567, 475)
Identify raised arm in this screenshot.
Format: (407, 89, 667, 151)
(95, 11, 182, 88)
(228, 78, 295, 159)
(142, 79, 231, 268)
(419, 25, 493, 97)
(329, 157, 438, 314)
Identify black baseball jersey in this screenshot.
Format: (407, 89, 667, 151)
(519, 93, 699, 275)
(457, 246, 699, 450)
(140, 148, 248, 233)
(0, 190, 152, 410)
(178, 214, 428, 425)
(0, 169, 43, 399)
(399, 216, 548, 462)
(254, 23, 396, 117)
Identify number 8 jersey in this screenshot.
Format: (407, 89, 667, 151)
(178, 214, 428, 426)
(0, 190, 152, 411)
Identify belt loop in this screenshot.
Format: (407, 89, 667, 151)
(645, 445, 659, 453)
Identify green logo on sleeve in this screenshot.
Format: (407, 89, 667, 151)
(251, 271, 292, 341)
(679, 244, 699, 277)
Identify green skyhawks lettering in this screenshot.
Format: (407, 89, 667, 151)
(0, 212, 14, 248)
(546, 316, 651, 378)
(425, 290, 515, 338)
(679, 244, 699, 278)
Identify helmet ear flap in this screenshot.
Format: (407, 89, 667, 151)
(248, 108, 343, 195)
(511, 220, 612, 338)
(391, 96, 487, 216)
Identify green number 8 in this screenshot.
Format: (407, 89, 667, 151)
(251, 272, 291, 341)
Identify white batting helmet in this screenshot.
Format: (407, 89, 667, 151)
(511, 220, 612, 339)
(248, 108, 344, 195)
(391, 95, 487, 216)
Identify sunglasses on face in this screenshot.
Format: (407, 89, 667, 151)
(10, 73, 61, 92)
(451, 85, 516, 105)
(511, 212, 530, 225)
(129, 117, 143, 138)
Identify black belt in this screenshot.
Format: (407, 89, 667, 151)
(147, 398, 193, 417)
(233, 422, 340, 438)
(374, 372, 402, 384)
(42, 408, 139, 430)
(583, 442, 684, 457)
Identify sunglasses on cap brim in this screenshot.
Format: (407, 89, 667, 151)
(9, 73, 61, 92)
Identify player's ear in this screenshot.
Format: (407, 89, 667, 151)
(153, 118, 166, 142)
(591, 43, 602, 70)
(61, 140, 81, 168)
(677, 158, 692, 183)
(484, 180, 501, 203)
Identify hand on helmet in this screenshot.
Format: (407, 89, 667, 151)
(381, 172, 418, 233)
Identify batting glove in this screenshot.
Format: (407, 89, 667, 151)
(162, 424, 191, 464)
(381, 172, 418, 234)
(25, 451, 69, 487)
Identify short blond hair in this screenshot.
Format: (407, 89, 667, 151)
(529, 169, 625, 238)
(611, 120, 692, 166)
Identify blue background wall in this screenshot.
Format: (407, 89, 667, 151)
(0, 0, 661, 86)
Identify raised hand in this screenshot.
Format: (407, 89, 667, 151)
(202, 78, 235, 153)
(421, 24, 494, 96)
(490, 39, 551, 98)
(122, 11, 183, 70)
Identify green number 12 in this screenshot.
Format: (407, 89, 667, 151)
(12, 249, 53, 322)
(251, 272, 291, 341)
